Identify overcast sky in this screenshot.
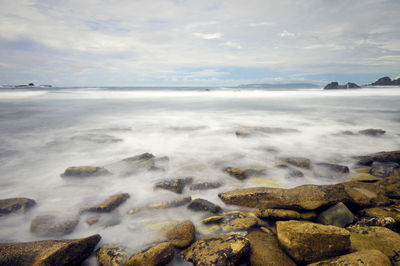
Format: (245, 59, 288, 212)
(0, 0, 399, 86)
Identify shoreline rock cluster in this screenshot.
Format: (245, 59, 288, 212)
(0, 150, 399, 265)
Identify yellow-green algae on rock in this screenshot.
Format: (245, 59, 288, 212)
(0, 197, 36, 216)
(307, 249, 391, 266)
(125, 242, 174, 266)
(96, 245, 130, 266)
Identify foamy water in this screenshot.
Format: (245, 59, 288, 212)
(0, 87, 399, 264)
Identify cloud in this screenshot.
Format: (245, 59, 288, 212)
(249, 21, 275, 27)
(279, 30, 295, 37)
(192, 32, 221, 40)
(221, 41, 241, 49)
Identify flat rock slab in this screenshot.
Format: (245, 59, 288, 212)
(308, 249, 392, 266)
(30, 215, 79, 237)
(356, 150, 400, 166)
(277, 220, 350, 264)
(61, 166, 111, 178)
(361, 204, 400, 223)
(180, 233, 250, 266)
(96, 245, 131, 266)
(255, 208, 301, 220)
(0, 197, 36, 216)
(125, 242, 174, 266)
(187, 198, 222, 214)
(0, 234, 101, 266)
(83, 193, 130, 213)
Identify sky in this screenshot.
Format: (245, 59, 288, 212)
(0, 0, 399, 86)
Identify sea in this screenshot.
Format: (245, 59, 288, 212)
(0, 86, 399, 264)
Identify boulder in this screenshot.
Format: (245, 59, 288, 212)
(122, 152, 154, 162)
(61, 166, 110, 178)
(189, 182, 222, 191)
(358, 128, 386, 136)
(0, 234, 100, 266)
(361, 204, 400, 223)
(82, 193, 130, 213)
(86, 217, 100, 225)
(278, 157, 311, 169)
(370, 162, 400, 178)
(313, 162, 349, 177)
(96, 245, 130, 266)
(308, 249, 392, 266)
(223, 167, 266, 180)
(255, 208, 301, 220)
(276, 220, 351, 264)
(371, 76, 393, 86)
(356, 150, 400, 166)
(180, 233, 250, 266)
(379, 175, 400, 198)
(154, 177, 192, 194)
(316, 202, 356, 227)
(349, 226, 400, 265)
(218, 184, 348, 211)
(125, 242, 174, 266)
(30, 215, 79, 237)
(187, 198, 222, 213)
(342, 180, 390, 208)
(0, 197, 36, 216)
(201, 215, 224, 225)
(235, 130, 250, 137)
(220, 211, 261, 232)
(246, 229, 296, 266)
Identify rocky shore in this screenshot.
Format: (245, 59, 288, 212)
(1, 150, 400, 265)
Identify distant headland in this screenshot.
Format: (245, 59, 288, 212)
(1, 83, 52, 89)
(324, 76, 400, 90)
(237, 83, 319, 88)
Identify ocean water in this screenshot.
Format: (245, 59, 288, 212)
(0, 86, 400, 263)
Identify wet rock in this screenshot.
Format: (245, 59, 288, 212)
(180, 233, 250, 266)
(188, 198, 222, 213)
(255, 208, 301, 220)
(246, 229, 296, 266)
(342, 180, 390, 208)
(96, 245, 130, 266)
(0, 234, 100, 265)
(116, 152, 163, 174)
(30, 215, 79, 237)
(83, 193, 130, 213)
(352, 216, 397, 230)
(189, 182, 222, 191)
(361, 204, 400, 223)
(358, 128, 386, 136)
(218, 184, 348, 211)
(277, 220, 350, 264)
(300, 211, 318, 220)
(235, 130, 250, 137)
(287, 168, 304, 178)
(379, 175, 400, 198)
(278, 157, 311, 169)
(201, 215, 224, 224)
(313, 162, 349, 177)
(316, 202, 356, 227)
(347, 173, 380, 182)
(246, 177, 283, 187)
(223, 167, 266, 180)
(125, 242, 174, 266)
(86, 217, 100, 225)
(61, 166, 111, 178)
(356, 150, 400, 166)
(154, 177, 192, 194)
(348, 226, 400, 265)
(370, 162, 400, 178)
(220, 211, 261, 232)
(122, 152, 155, 162)
(141, 196, 192, 211)
(308, 249, 392, 266)
(353, 167, 372, 173)
(338, 130, 355, 135)
(0, 197, 36, 216)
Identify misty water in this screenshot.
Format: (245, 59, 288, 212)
(1, 86, 400, 264)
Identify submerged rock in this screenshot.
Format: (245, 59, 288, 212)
(125, 242, 174, 266)
(61, 166, 111, 178)
(70, 133, 122, 144)
(356, 150, 400, 166)
(96, 245, 131, 266)
(316, 202, 356, 227)
(313, 162, 349, 177)
(187, 198, 222, 213)
(0, 197, 36, 216)
(122, 152, 154, 162)
(30, 215, 79, 237)
(358, 128, 386, 136)
(223, 167, 266, 180)
(154, 177, 192, 194)
(277, 220, 350, 264)
(189, 182, 222, 191)
(370, 162, 400, 178)
(255, 208, 301, 220)
(83, 193, 130, 213)
(86, 217, 100, 226)
(180, 233, 250, 266)
(235, 130, 250, 137)
(278, 157, 311, 169)
(0, 234, 100, 266)
(308, 249, 392, 266)
(130, 196, 192, 213)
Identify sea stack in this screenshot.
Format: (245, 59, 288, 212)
(324, 82, 360, 90)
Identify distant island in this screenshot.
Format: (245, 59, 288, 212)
(1, 83, 52, 89)
(238, 83, 319, 88)
(323, 76, 400, 90)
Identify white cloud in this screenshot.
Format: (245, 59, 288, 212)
(192, 32, 221, 40)
(279, 30, 295, 37)
(221, 41, 241, 49)
(249, 21, 275, 27)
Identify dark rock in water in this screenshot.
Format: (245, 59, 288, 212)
(122, 152, 155, 162)
(277, 220, 350, 264)
(180, 233, 250, 266)
(278, 157, 311, 169)
(324, 81, 360, 90)
(154, 177, 193, 194)
(82, 193, 130, 213)
(358, 128, 386, 136)
(30, 215, 79, 237)
(220, 211, 261, 232)
(235, 130, 250, 137)
(96, 245, 131, 266)
(378, 175, 400, 199)
(371, 76, 397, 86)
(128, 196, 192, 213)
(316, 202, 356, 227)
(223, 167, 266, 180)
(125, 242, 174, 266)
(246, 228, 296, 266)
(356, 150, 400, 166)
(0, 234, 101, 266)
(308, 249, 392, 266)
(370, 162, 400, 178)
(255, 208, 301, 220)
(188, 198, 222, 213)
(313, 162, 349, 178)
(61, 166, 111, 178)
(0, 197, 36, 216)
(190, 182, 222, 191)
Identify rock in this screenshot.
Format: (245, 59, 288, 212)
(246, 177, 283, 187)
(223, 167, 266, 180)
(278, 157, 311, 169)
(96, 245, 130, 266)
(308, 249, 392, 266)
(61, 166, 111, 177)
(218, 184, 348, 211)
(246, 229, 296, 266)
(277, 220, 351, 264)
(354, 167, 372, 173)
(342, 180, 390, 208)
(358, 128, 386, 136)
(220, 211, 261, 232)
(201, 215, 224, 224)
(316, 202, 356, 227)
(86, 217, 100, 225)
(0, 234, 100, 266)
(287, 168, 304, 178)
(125, 242, 174, 266)
(255, 208, 301, 220)
(154, 177, 192, 194)
(361, 204, 400, 223)
(235, 130, 250, 137)
(83, 193, 130, 213)
(313, 162, 349, 177)
(180, 233, 250, 266)
(70, 133, 122, 144)
(189, 182, 222, 191)
(347, 173, 380, 182)
(30, 215, 79, 237)
(371, 76, 394, 86)
(144, 196, 192, 211)
(114, 152, 166, 174)
(348, 226, 400, 265)
(301, 211, 318, 220)
(370, 162, 400, 178)
(352, 216, 397, 230)
(324, 82, 360, 90)
(187, 198, 222, 213)
(356, 150, 400, 166)
(122, 152, 154, 162)
(0, 197, 36, 216)
(379, 175, 400, 198)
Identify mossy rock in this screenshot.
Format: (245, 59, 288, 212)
(353, 167, 372, 173)
(30, 215, 79, 237)
(308, 249, 392, 266)
(220, 211, 261, 232)
(61, 166, 111, 177)
(96, 245, 131, 266)
(379, 175, 400, 199)
(154, 177, 192, 194)
(278, 157, 311, 169)
(0, 197, 36, 216)
(187, 198, 222, 214)
(125, 242, 174, 266)
(342, 180, 390, 208)
(255, 208, 301, 220)
(82, 193, 130, 213)
(361, 204, 400, 223)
